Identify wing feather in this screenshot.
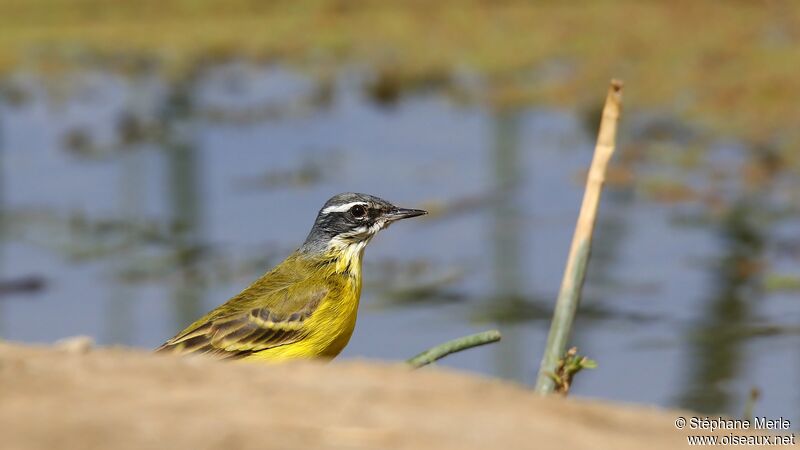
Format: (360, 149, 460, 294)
(157, 286, 327, 359)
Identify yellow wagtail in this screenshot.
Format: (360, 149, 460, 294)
(157, 192, 426, 361)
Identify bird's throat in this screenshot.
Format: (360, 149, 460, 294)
(326, 238, 369, 276)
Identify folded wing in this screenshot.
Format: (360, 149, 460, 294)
(156, 288, 327, 360)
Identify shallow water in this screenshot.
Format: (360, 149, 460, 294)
(0, 64, 797, 420)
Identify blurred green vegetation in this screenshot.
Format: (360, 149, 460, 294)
(1, 0, 798, 153)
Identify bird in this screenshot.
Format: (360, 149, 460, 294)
(156, 192, 427, 362)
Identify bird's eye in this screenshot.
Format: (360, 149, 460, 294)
(350, 205, 367, 219)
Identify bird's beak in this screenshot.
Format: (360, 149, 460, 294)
(385, 207, 428, 222)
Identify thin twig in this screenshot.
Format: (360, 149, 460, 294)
(534, 80, 623, 394)
(406, 330, 502, 368)
(742, 387, 761, 422)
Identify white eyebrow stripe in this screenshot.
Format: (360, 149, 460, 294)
(321, 201, 368, 215)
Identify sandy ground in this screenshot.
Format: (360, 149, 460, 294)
(0, 341, 735, 450)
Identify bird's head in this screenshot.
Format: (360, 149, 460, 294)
(300, 192, 427, 255)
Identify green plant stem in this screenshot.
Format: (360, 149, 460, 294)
(534, 80, 622, 394)
(406, 330, 502, 368)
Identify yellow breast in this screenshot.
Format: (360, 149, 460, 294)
(242, 241, 365, 362)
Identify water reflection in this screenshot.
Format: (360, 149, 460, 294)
(488, 107, 526, 381)
(162, 76, 207, 331)
(104, 149, 143, 344)
(0, 64, 796, 420)
(0, 97, 5, 334)
(676, 199, 765, 415)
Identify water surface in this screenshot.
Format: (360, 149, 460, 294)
(0, 64, 797, 420)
